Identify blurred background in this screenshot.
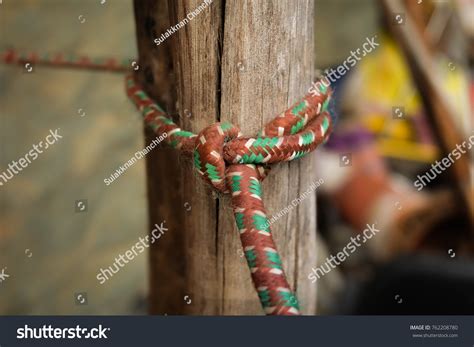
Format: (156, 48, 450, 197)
(0, 0, 473, 315)
(0, 0, 146, 314)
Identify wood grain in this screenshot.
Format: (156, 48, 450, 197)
(168, 0, 224, 315)
(134, 0, 187, 315)
(219, 0, 317, 315)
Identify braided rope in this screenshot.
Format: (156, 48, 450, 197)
(1, 49, 334, 315)
(0, 48, 131, 72)
(126, 75, 333, 315)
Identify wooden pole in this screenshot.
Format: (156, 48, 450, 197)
(134, 0, 318, 315)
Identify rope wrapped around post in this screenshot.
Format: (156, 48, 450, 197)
(126, 74, 334, 315)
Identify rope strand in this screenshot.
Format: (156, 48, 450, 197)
(1, 48, 131, 73)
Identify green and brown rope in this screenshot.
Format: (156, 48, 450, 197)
(126, 75, 333, 315)
(1, 48, 131, 73)
(1, 49, 334, 315)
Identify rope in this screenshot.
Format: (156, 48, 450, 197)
(126, 75, 334, 315)
(1, 48, 335, 315)
(0, 48, 131, 73)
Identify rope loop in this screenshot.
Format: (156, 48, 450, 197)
(126, 73, 335, 315)
(194, 122, 241, 193)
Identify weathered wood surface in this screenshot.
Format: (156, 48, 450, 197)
(133, 0, 187, 315)
(136, 0, 318, 315)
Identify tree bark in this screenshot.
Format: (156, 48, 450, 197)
(134, 0, 318, 315)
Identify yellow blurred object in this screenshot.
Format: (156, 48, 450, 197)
(359, 34, 422, 116)
(377, 139, 439, 163)
(356, 34, 442, 162)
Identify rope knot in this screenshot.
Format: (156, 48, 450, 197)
(126, 74, 335, 315)
(193, 121, 241, 193)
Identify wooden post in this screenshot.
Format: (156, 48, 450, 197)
(134, 0, 318, 315)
